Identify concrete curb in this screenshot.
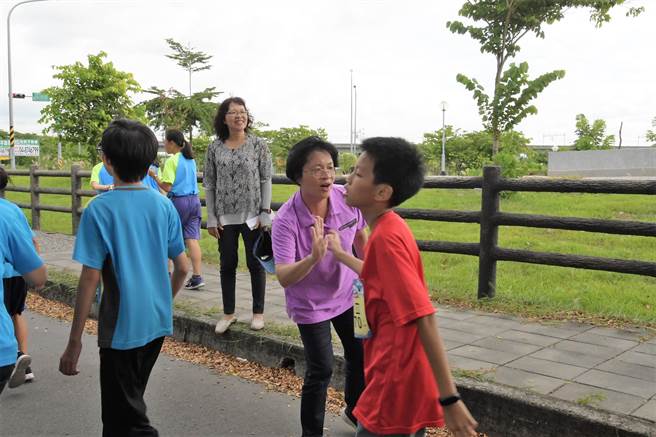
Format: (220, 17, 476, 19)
(35, 282, 655, 437)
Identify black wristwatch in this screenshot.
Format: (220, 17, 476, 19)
(439, 392, 461, 407)
(260, 208, 272, 214)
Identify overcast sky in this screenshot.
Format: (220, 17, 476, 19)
(1, 0, 654, 146)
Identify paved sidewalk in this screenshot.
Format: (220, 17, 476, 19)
(35, 231, 656, 424)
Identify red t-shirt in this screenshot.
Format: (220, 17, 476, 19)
(353, 211, 444, 434)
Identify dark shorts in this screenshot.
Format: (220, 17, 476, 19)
(171, 194, 201, 240)
(3, 276, 28, 316)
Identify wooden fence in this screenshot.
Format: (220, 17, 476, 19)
(2, 164, 655, 298)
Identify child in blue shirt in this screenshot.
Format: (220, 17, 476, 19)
(0, 166, 46, 395)
(59, 119, 189, 436)
(91, 149, 160, 194)
(151, 129, 204, 289)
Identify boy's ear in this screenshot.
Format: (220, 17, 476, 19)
(101, 155, 115, 177)
(374, 183, 393, 204)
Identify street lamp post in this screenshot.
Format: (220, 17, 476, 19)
(353, 84, 357, 147)
(7, 0, 48, 169)
(440, 101, 447, 175)
(349, 69, 354, 155)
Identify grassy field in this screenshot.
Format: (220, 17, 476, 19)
(4, 174, 655, 326)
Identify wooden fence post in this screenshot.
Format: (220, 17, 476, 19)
(29, 164, 41, 231)
(71, 164, 82, 234)
(477, 166, 501, 299)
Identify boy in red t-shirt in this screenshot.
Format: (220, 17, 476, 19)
(327, 137, 477, 437)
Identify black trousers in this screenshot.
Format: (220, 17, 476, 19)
(99, 336, 164, 437)
(0, 364, 13, 395)
(297, 307, 365, 437)
(218, 224, 266, 314)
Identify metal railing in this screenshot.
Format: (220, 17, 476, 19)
(2, 164, 654, 298)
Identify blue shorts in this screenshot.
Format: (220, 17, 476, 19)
(171, 194, 201, 240)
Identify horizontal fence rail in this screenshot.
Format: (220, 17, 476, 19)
(492, 212, 656, 237)
(1, 164, 654, 299)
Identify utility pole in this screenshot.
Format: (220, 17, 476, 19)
(440, 101, 447, 175)
(353, 84, 357, 148)
(349, 70, 354, 155)
(7, 0, 48, 169)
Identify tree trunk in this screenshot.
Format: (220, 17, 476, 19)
(492, 131, 500, 156)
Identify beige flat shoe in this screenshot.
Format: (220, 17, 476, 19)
(215, 316, 237, 334)
(250, 315, 265, 331)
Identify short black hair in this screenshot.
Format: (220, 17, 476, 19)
(360, 137, 425, 207)
(100, 119, 158, 183)
(0, 165, 8, 191)
(285, 136, 339, 184)
(213, 97, 253, 141)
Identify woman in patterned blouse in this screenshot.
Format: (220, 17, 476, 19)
(204, 97, 273, 334)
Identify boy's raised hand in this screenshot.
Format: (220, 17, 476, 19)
(325, 229, 345, 257)
(443, 401, 478, 437)
(310, 216, 327, 263)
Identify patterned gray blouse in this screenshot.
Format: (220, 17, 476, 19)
(203, 134, 272, 217)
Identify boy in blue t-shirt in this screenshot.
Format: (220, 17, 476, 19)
(59, 119, 189, 436)
(0, 167, 47, 395)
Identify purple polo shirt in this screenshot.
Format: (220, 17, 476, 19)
(272, 184, 366, 324)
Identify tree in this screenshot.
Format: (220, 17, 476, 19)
(39, 52, 141, 161)
(140, 86, 219, 140)
(448, 0, 642, 156)
(646, 117, 656, 146)
(254, 125, 328, 172)
(573, 114, 615, 150)
(418, 127, 541, 177)
(165, 38, 213, 97)
(141, 39, 218, 142)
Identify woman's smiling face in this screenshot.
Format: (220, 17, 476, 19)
(224, 102, 249, 133)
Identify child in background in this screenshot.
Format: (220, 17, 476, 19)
(59, 119, 189, 436)
(332, 137, 478, 437)
(2, 241, 40, 385)
(0, 166, 47, 394)
(91, 145, 161, 194)
(90, 159, 114, 193)
(151, 129, 204, 289)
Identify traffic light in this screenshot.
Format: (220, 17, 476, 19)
(12, 93, 26, 99)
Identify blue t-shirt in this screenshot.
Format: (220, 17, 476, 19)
(161, 153, 199, 197)
(2, 208, 34, 279)
(73, 186, 185, 350)
(92, 163, 160, 193)
(142, 165, 160, 192)
(0, 199, 43, 366)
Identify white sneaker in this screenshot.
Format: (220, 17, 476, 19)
(215, 316, 237, 334)
(9, 353, 31, 389)
(250, 315, 265, 331)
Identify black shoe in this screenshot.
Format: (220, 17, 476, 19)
(184, 275, 205, 290)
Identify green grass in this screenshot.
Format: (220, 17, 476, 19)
(575, 393, 607, 407)
(5, 175, 655, 326)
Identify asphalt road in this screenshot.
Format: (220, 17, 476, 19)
(0, 311, 354, 437)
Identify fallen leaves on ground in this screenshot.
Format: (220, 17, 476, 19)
(27, 292, 486, 437)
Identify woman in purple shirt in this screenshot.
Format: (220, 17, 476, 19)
(272, 137, 367, 437)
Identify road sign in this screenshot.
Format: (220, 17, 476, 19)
(32, 92, 50, 102)
(0, 139, 40, 157)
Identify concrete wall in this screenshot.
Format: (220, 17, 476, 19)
(548, 148, 656, 177)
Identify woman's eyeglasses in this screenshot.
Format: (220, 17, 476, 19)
(226, 111, 248, 117)
(304, 167, 336, 178)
